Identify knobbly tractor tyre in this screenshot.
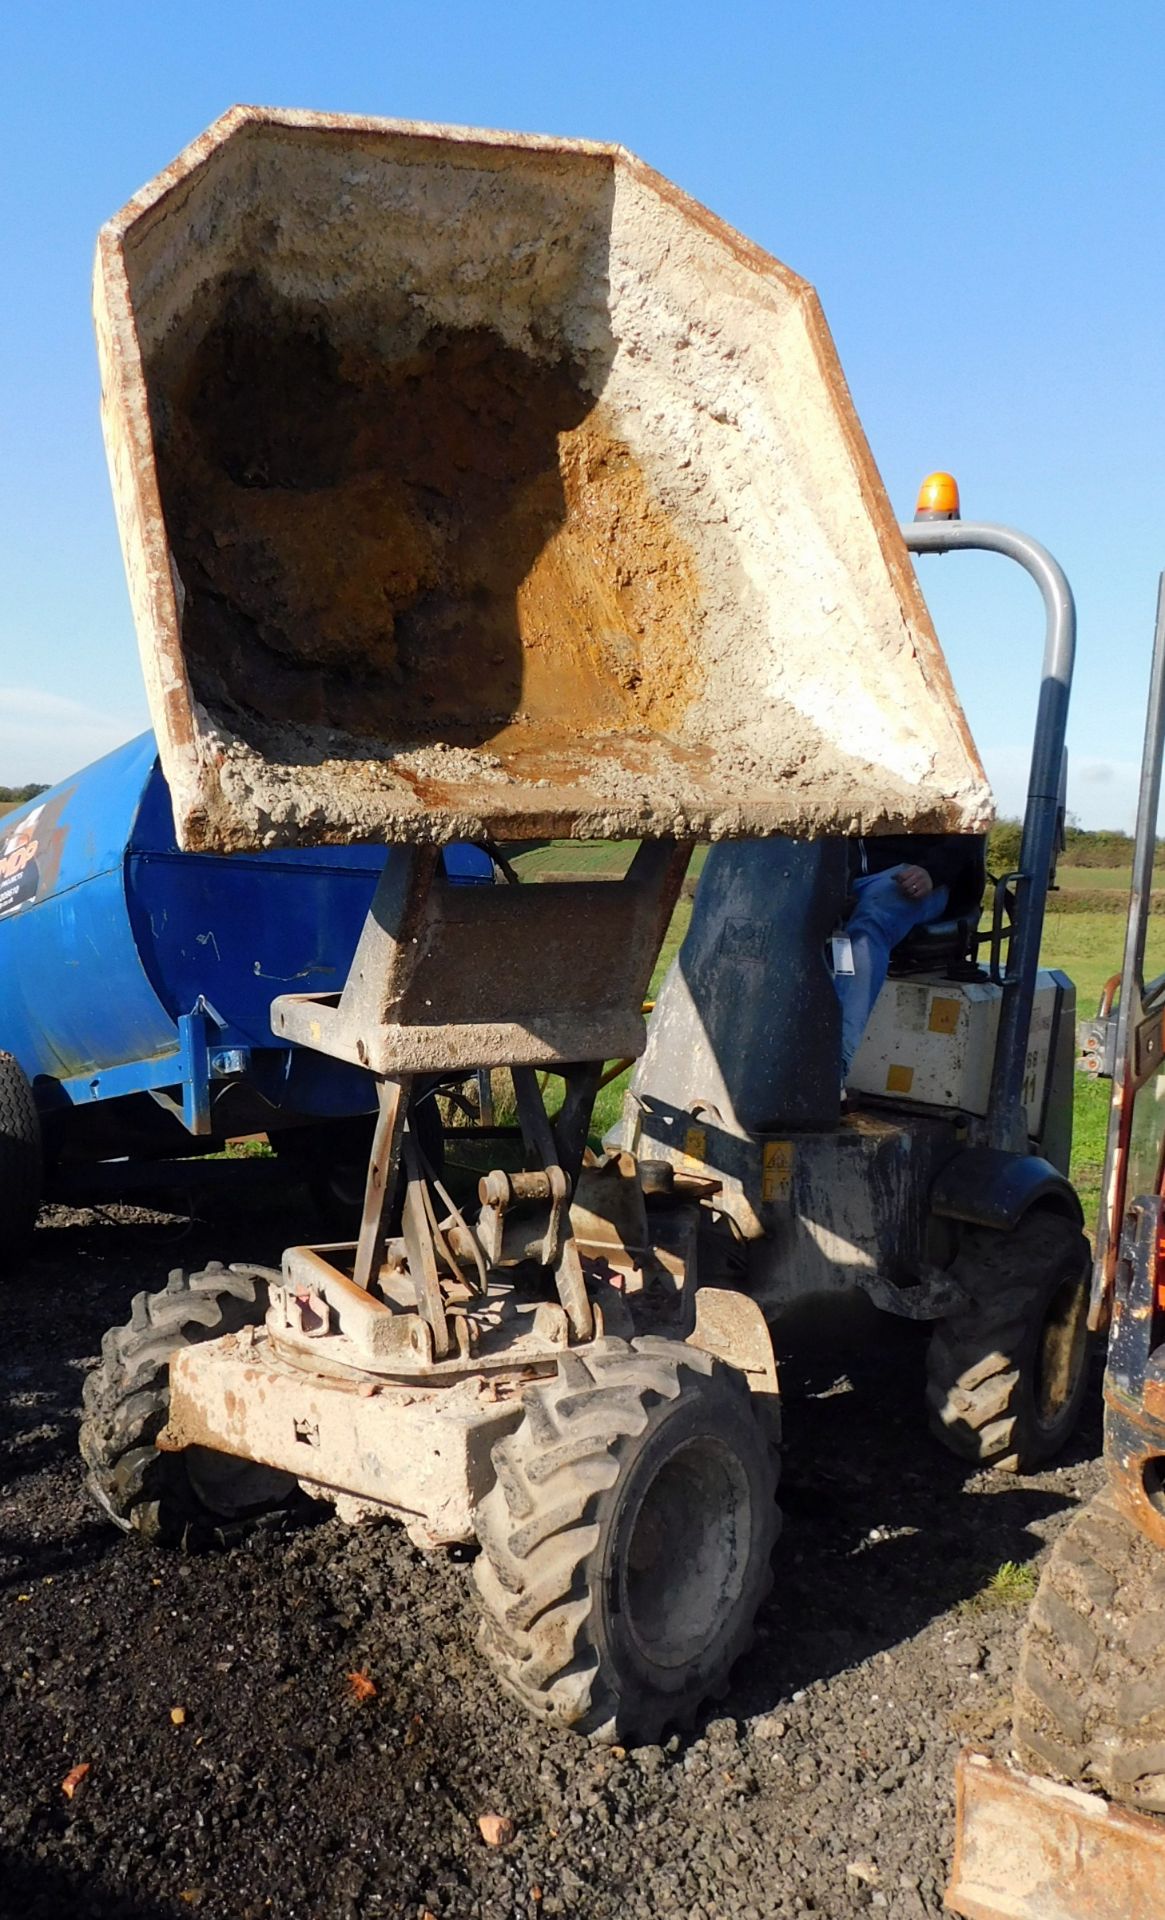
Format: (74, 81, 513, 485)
(1013, 1487, 1165, 1813)
(925, 1209, 1091, 1471)
(472, 1335, 780, 1743)
(81, 1264, 299, 1548)
(0, 1049, 42, 1270)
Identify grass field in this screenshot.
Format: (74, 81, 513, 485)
(510, 842, 710, 884)
(1040, 912, 1165, 1224)
(1055, 865, 1151, 890)
(510, 845, 1149, 895)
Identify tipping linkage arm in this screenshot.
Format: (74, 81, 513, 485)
(509, 1064, 602, 1343)
(276, 833, 693, 1360)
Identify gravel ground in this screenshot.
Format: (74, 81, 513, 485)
(0, 1178, 1105, 1920)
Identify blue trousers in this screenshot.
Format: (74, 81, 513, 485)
(835, 866, 949, 1081)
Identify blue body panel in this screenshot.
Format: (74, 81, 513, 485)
(0, 734, 178, 1088)
(0, 733, 492, 1137)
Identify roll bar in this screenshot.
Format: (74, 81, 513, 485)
(900, 521, 1076, 1149)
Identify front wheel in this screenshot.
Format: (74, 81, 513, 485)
(925, 1209, 1092, 1471)
(473, 1335, 780, 1743)
(80, 1264, 301, 1548)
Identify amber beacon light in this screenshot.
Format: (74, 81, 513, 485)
(914, 471, 961, 521)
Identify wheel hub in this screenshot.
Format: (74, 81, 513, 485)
(620, 1434, 753, 1671)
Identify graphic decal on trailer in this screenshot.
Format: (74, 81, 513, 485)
(0, 791, 72, 919)
(0, 808, 44, 916)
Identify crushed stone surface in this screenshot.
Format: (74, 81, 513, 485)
(0, 1183, 1105, 1919)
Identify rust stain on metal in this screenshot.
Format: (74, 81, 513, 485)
(154, 285, 702, 762)
(946, 1751, 1165, 1920)
(1105, 1391, 1165, 1552)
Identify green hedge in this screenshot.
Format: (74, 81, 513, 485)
(1043, 889, 1156, 914)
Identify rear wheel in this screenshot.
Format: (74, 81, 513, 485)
(473, 1335, 780, 1742)
(80, 1264, 300, 1548)
(0, 1050, 41, 1271)
(276, 1096, 445, 1238)
(925, 1210, 1091, 1470)
(1013, 1487, 1165, 1813)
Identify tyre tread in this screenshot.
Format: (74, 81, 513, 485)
(1014, 1487, 1165, 1813)
(925, 1209, 1090, 1470)
(81, 1266, 287, 1548)
(472, 1335, 779, 1741)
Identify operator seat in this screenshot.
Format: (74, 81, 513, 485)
(888, 909, 983, 979)
(887, 833, 989, 980)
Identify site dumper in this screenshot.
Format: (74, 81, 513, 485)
(80, 107, 994, 1739)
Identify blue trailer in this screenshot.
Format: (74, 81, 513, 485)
(0, 731, 491, 1257)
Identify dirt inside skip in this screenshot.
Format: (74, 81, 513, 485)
(153, 275, 702, 753)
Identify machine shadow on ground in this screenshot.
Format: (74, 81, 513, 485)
(0, 1195, 1106, 1920)
(3, 1195, 1100, 1706)
(0, 1850, 178, 1920)
(718, 1288, 1097, 1724)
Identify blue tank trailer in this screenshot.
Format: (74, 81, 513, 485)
(0, 731, 491, 1252)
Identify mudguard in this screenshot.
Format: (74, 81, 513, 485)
(930, 1145, 1082, 1233)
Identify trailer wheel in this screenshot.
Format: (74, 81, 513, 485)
(0, 1050, 42, 1270)
(925, 1209, 1091, 1471)
(277, 1095, 444, 1237)
(80, 1265, 300, 1548)
(472, 1335, 780, 1742)
(1014, 1487, 1165, 1813)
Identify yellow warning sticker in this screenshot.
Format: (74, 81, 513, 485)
(683, 1127, 707, 1166)
(886, 1063, 914, 1093)
(762, 1140, 794, 1203)
(928, 996, 961, 1035)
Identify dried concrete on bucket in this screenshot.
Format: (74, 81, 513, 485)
(95, 108, 992, 852)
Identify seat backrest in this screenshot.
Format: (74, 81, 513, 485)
(889, 911, 983, 980)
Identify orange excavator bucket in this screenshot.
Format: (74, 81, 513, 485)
(946, 1751, 1165, 1920)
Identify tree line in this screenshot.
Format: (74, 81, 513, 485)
(989, 817, 1151, 872)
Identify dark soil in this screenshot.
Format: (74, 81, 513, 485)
(0, 1179, 1105, 1920)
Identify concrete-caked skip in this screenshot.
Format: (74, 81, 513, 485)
(83, 110, 1048, 1749)
(95, 105, 990, 854)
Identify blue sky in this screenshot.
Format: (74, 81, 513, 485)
(2, 2, 1162, 826)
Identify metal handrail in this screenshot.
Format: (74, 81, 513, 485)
(902, 521, 1075, 1150)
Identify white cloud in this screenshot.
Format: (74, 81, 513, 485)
(981, 743, 1147, 833)
(1076, 761, 1115, 784)
(0, 685, 148, 787)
